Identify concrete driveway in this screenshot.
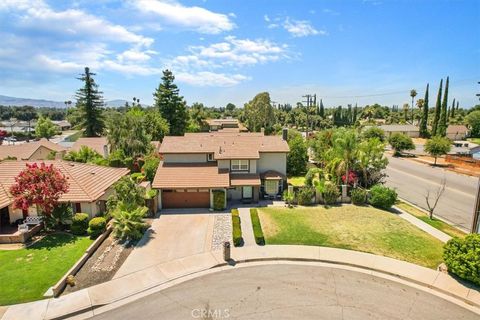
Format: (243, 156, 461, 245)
(114, 209, 221, 278)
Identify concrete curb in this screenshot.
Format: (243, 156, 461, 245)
(2, 245, 479, 320)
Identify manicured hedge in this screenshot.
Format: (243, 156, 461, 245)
(213, 190, 226, 210)
(71, 213, 89, 235)
(250, 208, 265, 245)
(231, 209, 243, 247)
(443, 234, 480, 285)
(369, 185, 397, 210)
(87, 217, 107, 238)
(351, 188, 367, 205)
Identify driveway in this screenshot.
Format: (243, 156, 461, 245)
(114, 209, 229, 279)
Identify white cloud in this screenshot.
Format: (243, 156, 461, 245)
(176, 71, 249, 87)
(34, 55, 83, 73)
(323, 8, 340, 16)
(133, 0, 235, 34)
(117, 49, 156, 62)
(1, 0, 153, 46)
(283, 18, 326, 37)
(264, 14, 270, 22)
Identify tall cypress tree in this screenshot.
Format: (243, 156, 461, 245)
(353, 103, 358, 124)
(319, 99, 325, 118)
(456, 101, 459, 112)
(431, 79, 443, 136)
(75, 67, 105, 137)
(153, 70, 188, 136)
(450, 98, 456, 118)
(419, 84, 429, 138)
(437, 76, 449, 137)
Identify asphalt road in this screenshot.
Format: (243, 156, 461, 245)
(90, 264, 477, 320)
(385, 155, 478, 231)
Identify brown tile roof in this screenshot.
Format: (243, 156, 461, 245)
(230, 174, 261, 186)
(205, 118, 239, 126)
(159, 132, 289, 160)
(0, 139, 66, 160)
(447, 125, 469, 134)
(71, 137, 109, 156)
(260, 170, 286, 180)
(152, 162, 230, 189)
(0, 160, 129, 207)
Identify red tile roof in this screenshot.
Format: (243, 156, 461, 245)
(152, 162, 230, 189)
(0, 160, 129, 207)
(230, 174, 261, 186)
(0, 139, 66, 160)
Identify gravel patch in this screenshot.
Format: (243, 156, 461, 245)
(211, 214, 232, 251)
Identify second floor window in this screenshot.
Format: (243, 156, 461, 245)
(231, 159, 249, 171)
(207, 153, 214, 161)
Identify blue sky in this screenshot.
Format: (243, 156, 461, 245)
(0, 0, 479, 108)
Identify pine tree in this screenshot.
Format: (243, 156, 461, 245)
(153, 70, 188, 136)
(75, 67, 105, 137)
(437, 76, 449, 137)
(419, 84, 429, 138)
(431, 79, 443, 136)
(450, 98, 456, 118)
(319, 99, 325, 118)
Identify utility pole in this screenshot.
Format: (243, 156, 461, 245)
(302, 94, 315, 138)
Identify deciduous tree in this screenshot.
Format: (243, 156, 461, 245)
(424, 136, 451, 165)
(244, 92, 275, 133)
(10, 163, 69, 215)
(35, 116, 57, 140)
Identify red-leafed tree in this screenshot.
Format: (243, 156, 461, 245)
(0, 130, 6, 145)
(10, 163, 69, 216)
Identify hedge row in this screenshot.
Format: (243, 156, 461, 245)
(231, 209, 243, 247)
(250, 208, 265, 245)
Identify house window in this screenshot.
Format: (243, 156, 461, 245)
(207, 153, 215, 161)
(265, 180, 278, 195)
(231, 160, 249, 171)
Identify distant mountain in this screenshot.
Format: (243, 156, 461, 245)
(0, 95, 129, 108)
(0, 95, 66, 108)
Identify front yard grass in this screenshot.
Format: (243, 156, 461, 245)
(396, 201, 466, 239)
(0, 233, 93, 305)
(468, 138, 480, 144)
(287, 176, 305, 187)
(258, 205, 444, 269)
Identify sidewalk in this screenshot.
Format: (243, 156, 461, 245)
(2, 245, 479, 320)
(238, 208, 255, 246)
(392, 205, 452, 243)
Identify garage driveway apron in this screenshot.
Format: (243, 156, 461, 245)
(113, 209, 216, 279)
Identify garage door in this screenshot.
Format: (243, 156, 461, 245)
(162, 190, 210, 208)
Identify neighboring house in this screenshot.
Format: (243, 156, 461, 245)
(152, 131, 289, 209)
(446, 125, 469, 140)
(450, 141, 480, 157)
(0, 138, 66, 160)
(52, 120, 72, 131)
(71, 137, 110, 157)
(204, 118, 248, 132)
(0, 160, 129, 226)
(377, 125, 420, 138)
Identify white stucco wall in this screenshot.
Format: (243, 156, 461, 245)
(217, 160, 230, 170)
(249, 159, 257, 173)
(228, 187, 242, 200)
(257, 152, 287, 175)
(8, 205, 38, 223)
(163, 153, 207, 163)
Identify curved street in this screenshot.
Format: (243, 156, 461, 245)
(90, 264, 477, 320)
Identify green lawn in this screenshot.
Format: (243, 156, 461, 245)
(287, 176, 305, 186)
(468, 138, 480, 144)
(396, 201, 466, 239)
(258, 206, 445, 269)
(0, 233, 93, 305)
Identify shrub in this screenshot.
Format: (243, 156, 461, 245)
(351, 188, 367, 205)
(142, 154, 160, 181)
(231, 209, 243, 247)
(369, 185, 397, 209)
(388, 133, 415, 156)
(322, 182, 340, 205)
(250, 208, 265, 245)
(71, 213, 89, 235)
(88, 217, 107, 238)
(362, 126, 385, 142)
(112, 206, 148, 241)
(296, 187, 315, 205)
(44, 203, 73, 230)
(130, 172, 145, 183)
(212, 190, 226, 210)
(145, 189, 158, 199)
(443, 234, 480, 286)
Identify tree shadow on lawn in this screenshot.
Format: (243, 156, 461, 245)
(27, 232, 78, 251)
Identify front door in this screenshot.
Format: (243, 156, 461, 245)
(242, 186, 253, 199)
(0, 207, 9, 228)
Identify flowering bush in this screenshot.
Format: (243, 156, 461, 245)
(341, 170, 358, 186)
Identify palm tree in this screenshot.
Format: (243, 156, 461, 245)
(334, 130, 358, 188)
(410, 89, 417, 123)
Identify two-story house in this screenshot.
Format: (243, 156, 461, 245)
(152, 131, 290, 209)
